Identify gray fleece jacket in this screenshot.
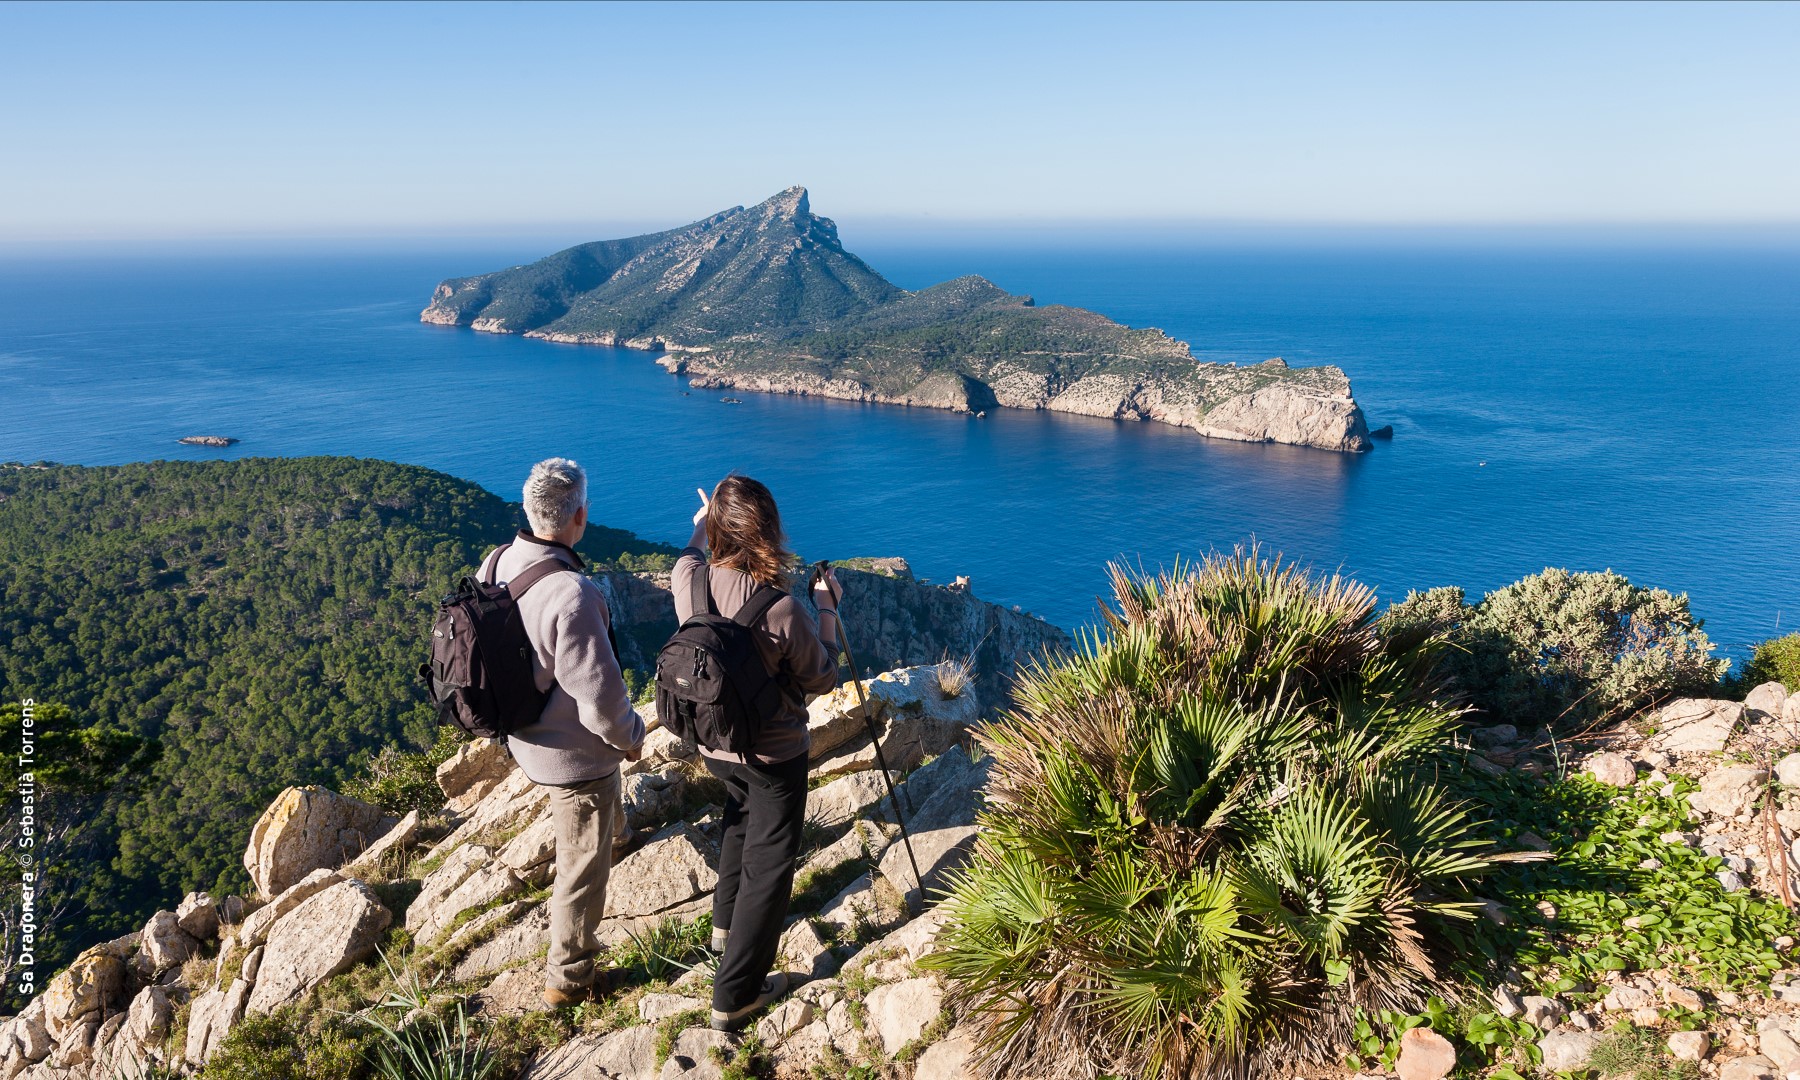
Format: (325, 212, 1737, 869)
(476, 531, 644, 786)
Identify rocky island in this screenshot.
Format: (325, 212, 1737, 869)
(177, 435, 238, 447)
(422, 187, 1374, 452)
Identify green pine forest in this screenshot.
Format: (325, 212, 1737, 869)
(0, 457, 672, 973)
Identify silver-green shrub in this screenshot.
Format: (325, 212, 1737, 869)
(1383, 568, 1726, 730)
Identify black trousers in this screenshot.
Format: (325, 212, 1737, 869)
(704, 751, 809, 1011)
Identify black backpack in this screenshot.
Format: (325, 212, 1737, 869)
(655, 565, 787, 755)
(420, 544, 575, 740)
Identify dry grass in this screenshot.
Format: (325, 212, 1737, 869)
(935, 656, 973, 700)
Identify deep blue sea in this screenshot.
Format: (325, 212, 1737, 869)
(2, 244, 1796, 660)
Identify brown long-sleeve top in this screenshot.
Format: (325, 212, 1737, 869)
(673, 547, 839, 766)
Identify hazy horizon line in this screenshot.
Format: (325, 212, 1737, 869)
(6, 217, 1800, 258)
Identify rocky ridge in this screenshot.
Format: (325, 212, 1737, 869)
(0, 661, 995, 1079)
(422, 187, 1373, 453)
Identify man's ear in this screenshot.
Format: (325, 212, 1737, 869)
(575, 504, 589, 530)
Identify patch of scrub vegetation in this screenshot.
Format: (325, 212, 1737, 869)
(1383, 568, 1726, 733)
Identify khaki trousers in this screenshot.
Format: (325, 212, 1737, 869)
(544, 769, 621, 992)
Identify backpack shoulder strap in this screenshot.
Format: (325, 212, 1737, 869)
(505, 556, 575, 599)
(689, 563, 713, 619)
(733, 584, 787, 630)
(482, 543, 513, 586)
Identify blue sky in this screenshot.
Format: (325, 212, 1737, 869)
(3, 1, 1797, 244)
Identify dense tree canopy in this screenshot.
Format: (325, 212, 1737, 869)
(0, 457, 671, 973)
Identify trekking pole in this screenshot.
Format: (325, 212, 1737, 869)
(813, 561, 924, 899)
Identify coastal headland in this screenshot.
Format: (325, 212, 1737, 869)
(421, 188, 1373, 452)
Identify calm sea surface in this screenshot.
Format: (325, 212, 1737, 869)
(2, 244, 1796, 658)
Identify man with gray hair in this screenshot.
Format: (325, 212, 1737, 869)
(474, 457, 645, 1007)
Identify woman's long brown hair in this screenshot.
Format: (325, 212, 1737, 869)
(706, 475, 792, 587)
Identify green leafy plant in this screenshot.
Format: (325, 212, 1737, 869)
(356, 953, 497, 1080)
(203, 1007, 375, 1080)
(927, 549, 1491, 1080)
(617, 915, 715, 983)
(345, 725, 463, 814)
(1739, 632, 1800, 694)
(1383, 568, 1727, 731)
(1344, 998, 1455, 1072)
(1458, 771, 1791, 991)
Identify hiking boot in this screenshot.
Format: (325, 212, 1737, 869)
(542, 970, 609, 1008)
(711, 972, 787, 1032)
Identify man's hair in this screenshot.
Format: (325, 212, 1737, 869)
(706, 474, 792, 587)
(523, 457, 587, 537)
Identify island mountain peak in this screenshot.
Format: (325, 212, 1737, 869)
(422, 189, 1373, 451)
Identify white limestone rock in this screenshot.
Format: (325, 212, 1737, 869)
(435, 738, 515, 813)
(238, 867, 343, 947)
(1584, 753, 1637, 787)
(247, 879, 392, 1015)
(138, 911, 199, 973)
(606, 825, 718, 918)
(1537, 1031, 1601, 1072)
(1747, 682, 1792, 719)
(175, 891, 221, 941)
(185, 979, 250, 1065)
(242, 784, 394, 897)
(343, 809, 421, 879)
(863, 977, 943, 1055)
(1689, 766, 1769, 819)
(1650, 699, 1743, 754)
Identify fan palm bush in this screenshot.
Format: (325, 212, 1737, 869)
(927, 550, 1490, 1080)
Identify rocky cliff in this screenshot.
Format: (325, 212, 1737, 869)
(422, 188, 1374, 453)
(598, 556, 1069, 703)
(0, 662, 998, 1079)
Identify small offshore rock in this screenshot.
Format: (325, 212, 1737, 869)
(1585, 753, 1638, 787)
(1669, 1030, 1713, 1062)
